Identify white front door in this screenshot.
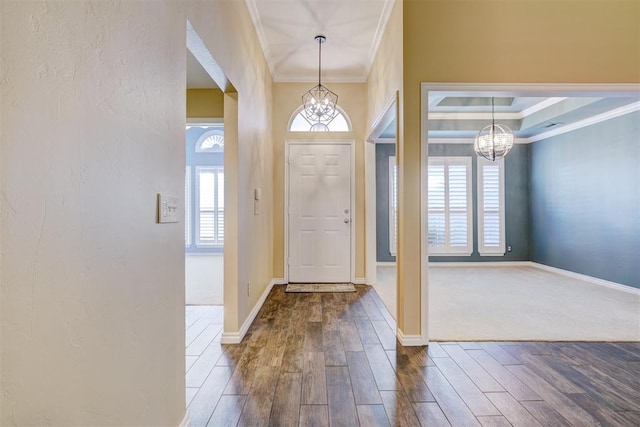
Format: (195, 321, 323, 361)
(288, 143, 352, 283)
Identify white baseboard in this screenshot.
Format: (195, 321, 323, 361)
(530, 262, 640, 295)
(272, 278, 287, 285)
(220, 279, 276, 344)
(429, 261, 533, 268)
(376, 261, 397, 267)
(178, 413, 190, 427)
(397, 329, 426, 346)
(353, 277, 367, 285)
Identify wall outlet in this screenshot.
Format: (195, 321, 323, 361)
(507, 245, 512, 252)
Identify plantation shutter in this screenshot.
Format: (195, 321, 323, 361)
(478, 158, 505, 255)
(428, 157, 472, 255)
(196, 166, 224, 247)
(185, 167, 191, 247)
(389, 156, 398, 256)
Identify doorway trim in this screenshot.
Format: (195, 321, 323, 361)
(420, 82, 640, 344)
(284, 140, 356, 284)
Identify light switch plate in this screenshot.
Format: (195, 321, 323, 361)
(157, 194, 179, 223)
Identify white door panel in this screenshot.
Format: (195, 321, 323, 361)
(289, 144, 351, 283)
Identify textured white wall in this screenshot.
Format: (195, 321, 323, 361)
(1, 0, 273, 425)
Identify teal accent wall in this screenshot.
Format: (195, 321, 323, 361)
(530, 111, 640, 288)
(376, 144, 396, 262)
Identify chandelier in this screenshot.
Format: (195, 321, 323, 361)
(474, 97, 514, 161)
(301, 35, 338, 131)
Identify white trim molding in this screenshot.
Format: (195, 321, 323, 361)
(220, 279, 276, 344)
(353, 277, 367, 285)
(178, 413, 191, 427)
(376, 261, 397, 267)
(530, 263, 640, 296)
(429, 261, 533, 268)
(397, 329, 427, 347)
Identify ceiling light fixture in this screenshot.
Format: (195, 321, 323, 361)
(301, 35, 338, 132)
(474, 97, 514, 161)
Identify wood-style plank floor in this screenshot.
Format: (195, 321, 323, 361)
(185, 285, 640, 426)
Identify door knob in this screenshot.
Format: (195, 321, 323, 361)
(344, 218, 350, 223)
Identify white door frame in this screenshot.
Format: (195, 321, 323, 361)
(284, 140, 356, 284)
(420, 82, 640, 345)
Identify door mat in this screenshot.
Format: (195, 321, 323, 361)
(285, 283, 356, 293)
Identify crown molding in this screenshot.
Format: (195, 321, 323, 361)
(245, 0, 275, 78)
(365, 0, 396, 79)
(528, 100, 640, 143)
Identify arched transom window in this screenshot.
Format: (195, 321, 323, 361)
(289, 105, 351, 132)
(196, 128, 224, 152)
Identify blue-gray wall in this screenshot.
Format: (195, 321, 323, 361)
(376, 143, 396, 262)
(530, 111, 640, 288)
(427, 144, 530, 262)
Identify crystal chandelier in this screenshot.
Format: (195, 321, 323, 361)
(474, 97, 514, 161)
(301, 35, 338, 131)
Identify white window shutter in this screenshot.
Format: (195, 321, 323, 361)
(196, 166, 224, 247)
(428, 157, 472, 255)
(389, 156, 398, 256)
(478, 158, 505, 255)
(185, 166, 191, 247)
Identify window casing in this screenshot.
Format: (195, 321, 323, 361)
(427, 157, 473, 255)
(389, 156, 397, 256)
(477, 157, 506, 255)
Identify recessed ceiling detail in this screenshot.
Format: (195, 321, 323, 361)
(437, 97, 514, 107)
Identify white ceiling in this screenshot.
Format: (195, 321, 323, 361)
(246, 0, 395, 82)
(186, 50, 218, 89)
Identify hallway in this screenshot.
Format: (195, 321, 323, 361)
(185, 286, 640, 426)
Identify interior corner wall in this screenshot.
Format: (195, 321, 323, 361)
(186, 88, 224, 118)
(428, 143, 530, 263)
(530, 112, 640, 289)
(184, 1, 274, 338)
(272, 82, 367, 280)
(366, 0, 407, 329)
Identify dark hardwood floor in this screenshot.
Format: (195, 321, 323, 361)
(185, 285, 640, 426)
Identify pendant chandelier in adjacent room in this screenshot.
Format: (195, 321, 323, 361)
(474, 97, 514, 161)
(301, 35, 339, 132)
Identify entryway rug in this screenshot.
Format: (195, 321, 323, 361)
(285, 283, 356, 293)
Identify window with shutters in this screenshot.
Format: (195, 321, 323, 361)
(196, 166, 224, 247)
(186, 124, 224, 253)
(477, 157, 505, 255)
(389, 156, 398, 256)
(427, 157, 473, 255)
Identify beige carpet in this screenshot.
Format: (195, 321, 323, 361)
(285, 283, 356, 293)
(374, 265, 640, 341)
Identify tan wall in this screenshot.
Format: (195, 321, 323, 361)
(1, 0, 272, 425)
(272, 82, 367, 279)
(397, 0, 640, 335)
(186, 88, 224, 118)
